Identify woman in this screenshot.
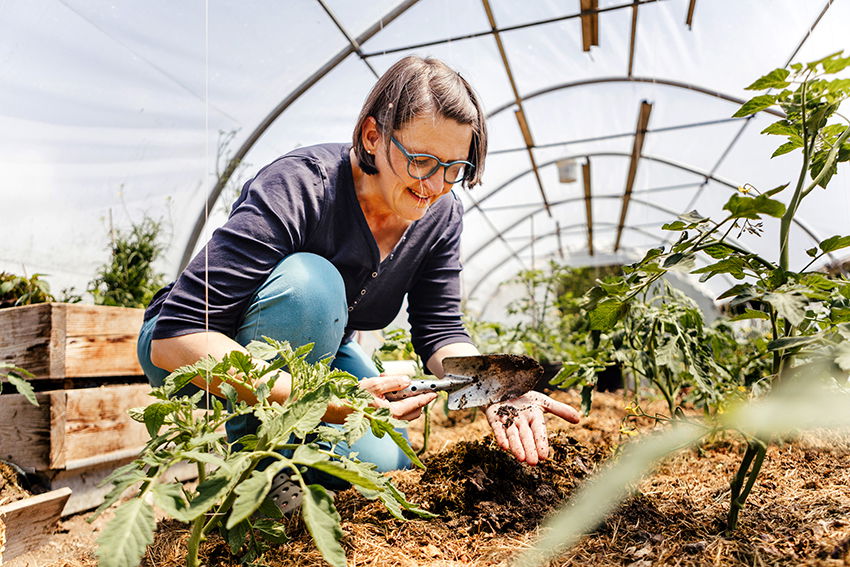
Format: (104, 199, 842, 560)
(138, 56, 579, 507)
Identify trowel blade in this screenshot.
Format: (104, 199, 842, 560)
(445, 354, 543, 410)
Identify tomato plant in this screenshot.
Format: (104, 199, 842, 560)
(93, 339, 431, 567)
(574, 51, 850, 532)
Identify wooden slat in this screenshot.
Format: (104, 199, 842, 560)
(0, 303, 144, 379)
(0, 393, 51, 471)
(614, 100, 653, 251)
(61, 384, 152, 466)
(0, 304, 54, 378)
(582, 159, 594, 256)
(0, 487, 71, 563)
(0, 384, 153, 472)
(48, 391, 67, 470)
(580, 0, 599, 51)
(52, 459, 198, 517)
(63, 304, 144, 377)
(686, 0, 696, 28)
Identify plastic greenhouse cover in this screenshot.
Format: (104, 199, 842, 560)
(1, 0, 848, 321)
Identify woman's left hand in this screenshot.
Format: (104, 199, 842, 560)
(485, 391, 581, 465)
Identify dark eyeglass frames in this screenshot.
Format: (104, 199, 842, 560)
(390, 136, 474, 185)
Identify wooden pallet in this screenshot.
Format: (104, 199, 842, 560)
(0, 487, 71, 563)
(0, 303, 144, 379)
(0, 383, 213, 517)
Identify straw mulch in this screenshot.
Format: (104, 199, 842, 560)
(8, 391, 850, 566)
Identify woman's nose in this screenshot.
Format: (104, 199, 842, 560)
(420, 170, 446, 195)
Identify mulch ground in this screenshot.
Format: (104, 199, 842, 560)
(6, 391, 850, 566)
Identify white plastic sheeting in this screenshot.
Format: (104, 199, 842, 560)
(2, 0, 848, 320)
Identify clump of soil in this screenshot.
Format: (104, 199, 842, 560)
(414, 433, 599, 533)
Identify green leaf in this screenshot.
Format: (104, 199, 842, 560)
(762, 183, 789, 197)
(179, 450, 226, 469)
(772, 139, 803, 158)
(152, 482, 192, 522)
(822, 55, 850, 74)
(246, 339, 280, 361)
(276, 387, 331, 440)
(304, 460, 380, 492)
(225, 520, 251, 554)
(342, 410, 370, 445)
(745, 68, 790, 90)
(142, 401, 177, 438)
(254, 518, 290, 544)
(761, 120, 797, 137)
(716, 283, 755, 301)
(219, 382, 238, 407)
(733, 94, 777, 118)
(302, 485, 346, 567)
(663, 253, 695, 273)
(701, 243, 735, 260)
(369, 419, 424, 469)
(764, 292, 807, 326)
(806, 247, 819, 258)
(186, 474, 230, 519)
(227, 461, 287, 528)
(90, 470, 147, 521)
(678, 210, 708, 224)
(6, 374, 37, 406)
(589, 299, 625, 331)
(819, 235, 850, 254)
(723, 193, 786, 219)
(293, 342, 316, 358)
(580, 384, 594, 416)
(692, 257, 747, 281)
(729, 309, 770, 321)
(640, 247, 665, 264)
(95, 498, 156, 567)
(661, 221, 686, 231)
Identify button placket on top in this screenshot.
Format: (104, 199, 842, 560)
(349, 269, 378, 312)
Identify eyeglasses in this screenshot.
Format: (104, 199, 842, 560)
(390, 136, 474, 185)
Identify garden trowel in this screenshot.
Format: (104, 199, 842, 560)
(385, 354, 542, 410)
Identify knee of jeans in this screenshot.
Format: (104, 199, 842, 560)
(259, 253, 347, 325)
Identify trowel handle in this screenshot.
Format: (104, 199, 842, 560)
(384, 375, 471, 401)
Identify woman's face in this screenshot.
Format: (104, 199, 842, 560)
(366, 114, 473, 222)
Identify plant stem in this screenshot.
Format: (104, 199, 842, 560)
(186, 516, 207, 567)
(726, 440, 767, 533)
(779, 80, 809, 271)
(801, 125, 850, 199)
(417, 403, 431, 456)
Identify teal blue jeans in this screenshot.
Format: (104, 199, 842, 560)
(137, 253, 412, 479)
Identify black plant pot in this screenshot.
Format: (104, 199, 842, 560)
(534, 362, 563, 392)
(596, 364, 624, 392)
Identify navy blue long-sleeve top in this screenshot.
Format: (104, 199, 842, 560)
(145, 143, 472, 364)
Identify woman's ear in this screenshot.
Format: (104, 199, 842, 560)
(362, 116, 381, 155)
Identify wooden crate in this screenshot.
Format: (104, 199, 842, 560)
(0, 487, 71, 563)
(0, 384, 153, 472)
(0, 303, 145, 379)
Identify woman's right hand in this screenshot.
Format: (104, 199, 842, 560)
(359, 374, 437, 421)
